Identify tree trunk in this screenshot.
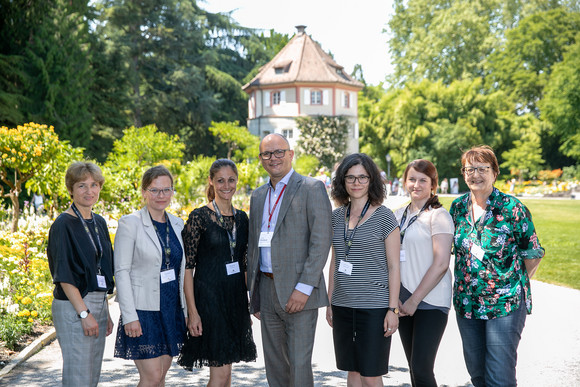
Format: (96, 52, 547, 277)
(10, 192, 20, 232)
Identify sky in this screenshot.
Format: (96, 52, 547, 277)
(200, 0, 395, 85)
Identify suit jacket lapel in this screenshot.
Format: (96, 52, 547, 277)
(274, 172, 301, 235)
(141, 207, 162, 254)
(253, 184, 268, 230)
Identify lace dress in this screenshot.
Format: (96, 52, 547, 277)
(114, 219, 186, 359)
(178, 206, 257, 369)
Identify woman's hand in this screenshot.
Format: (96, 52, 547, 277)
(124, 320, 143, 338)
(383, 310, 399, 337)
(326, 306, 333, 328)
(400, 298, 419, 317)
(81, 314, 100, 337)
(188, 311, 203, 336)
(106, 313, 114, 336)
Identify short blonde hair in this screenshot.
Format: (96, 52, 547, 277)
(65, 162, 105, 195)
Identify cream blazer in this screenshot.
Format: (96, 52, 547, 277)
(114, 207, 187, 325)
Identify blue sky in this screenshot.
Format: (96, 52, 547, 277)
(200, 0, 395, 85)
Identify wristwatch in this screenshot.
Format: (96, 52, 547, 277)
(387, 307, 399, 315)
(78, 309, 90, 319)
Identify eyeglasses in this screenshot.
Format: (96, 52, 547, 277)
(345, 175, 370, 184)
(462, 166, 491, 176)
(259, 149, 289, 160)
(147, 187, 174, 196)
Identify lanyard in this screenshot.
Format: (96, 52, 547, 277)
(213, 200, 237, 262)
(149, 211, 171, 269)
(343, 200, 370, 259)
(71, 203, 103, 274)
(267, 184, 287, 229)
(399, 202, 429, 244)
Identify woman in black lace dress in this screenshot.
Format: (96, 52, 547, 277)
(178, 159, 257, 385)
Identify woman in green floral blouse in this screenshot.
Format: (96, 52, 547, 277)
(450, 145, 544, 387)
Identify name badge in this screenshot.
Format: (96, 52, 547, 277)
(338, 260, 353, 275)
(399, 250, 406, 262)
(160, 268, 176, 283)
(259, 231, 274, 247)
(226, 261, 241, 275)
(470, 243, 485, 261)
(96, 275, 107, 289)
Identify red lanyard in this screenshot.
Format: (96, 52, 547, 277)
(267, 184, 287, 229)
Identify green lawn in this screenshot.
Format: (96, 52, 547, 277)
(439, 196, 580, 290)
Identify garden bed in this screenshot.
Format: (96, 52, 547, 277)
(0, 322, 52, 370)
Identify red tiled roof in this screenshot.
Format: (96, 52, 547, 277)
(242, 28, 364, 92)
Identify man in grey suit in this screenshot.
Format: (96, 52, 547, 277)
(247, 133, 332, 387)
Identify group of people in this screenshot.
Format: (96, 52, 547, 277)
(47, 135, 544, 387)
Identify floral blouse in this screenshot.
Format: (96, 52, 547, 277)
(450, 188, 545, 320)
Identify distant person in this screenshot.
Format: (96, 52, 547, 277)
(450, 179, 459, 194)
(178, 159, 257, 384)
(327, 153, 400, 386)
(114, 165, 187, 385)
(394, 160, 454, 387)
(450, 145, 545, 387)
(47, 162, 115, 387)
(440, 178, 449, 194)
(32, 192, 45, 214)
(247, 134, 332, 387)
(392, 177, 399, 196)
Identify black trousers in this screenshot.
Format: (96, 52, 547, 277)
(398, 308, 448, 387)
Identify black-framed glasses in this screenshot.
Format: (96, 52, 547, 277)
(345, 175, 370, 184)
(462, 166, 491, 176)
(147, 187, 174, 196)
(259, 149, 290, 160)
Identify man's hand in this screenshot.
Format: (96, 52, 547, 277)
(285, 289, 309, 313)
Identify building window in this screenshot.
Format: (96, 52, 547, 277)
(272, 91, 281, 105)
(282, 129, 294, 139)
(275, 67, 284, 74)
(343, 92, 350, 108)
(311, 90, 322, 105)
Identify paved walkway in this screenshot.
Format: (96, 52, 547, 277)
(2, 196, 579, 386)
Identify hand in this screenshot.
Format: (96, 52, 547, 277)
(400, 298, 419, 317)
(253, 312, 261, 321)
(81, 314, 99, 337)
(187, 312, 202, 336)
(326, 306, 333, 327)
(106, 314, 114, 336)
(124, 320, 143, 338)
(285, 289, 309, 314)
(383, 310, 399, 337)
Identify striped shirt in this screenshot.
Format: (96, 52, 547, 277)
(331, 205, 399, 309)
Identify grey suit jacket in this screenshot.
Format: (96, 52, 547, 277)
(247, 171, 332, 313)
(114, 207, 187, 324)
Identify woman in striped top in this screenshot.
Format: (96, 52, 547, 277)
(326, 153, 401, 387)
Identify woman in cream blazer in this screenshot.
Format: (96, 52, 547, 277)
(114, 165, 187, 386)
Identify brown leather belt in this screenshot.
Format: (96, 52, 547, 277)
(262, 272, 274, 279)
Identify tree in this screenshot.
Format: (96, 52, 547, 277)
(541, 36, 580, 161)
(101, 124, 185, 212)
(296, 115, 350, 169)
(208, 121, 259, 160)
(387, 0, 574, 86)
(486, 8, 580, 115)
(501, 133, 545, 179)
(0, 123, 78, 231)
(358, 78, 538, 179)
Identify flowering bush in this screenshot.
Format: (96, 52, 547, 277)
(0, 216, 53, 349)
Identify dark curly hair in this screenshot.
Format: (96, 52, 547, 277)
(331, 153, 385, 206)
